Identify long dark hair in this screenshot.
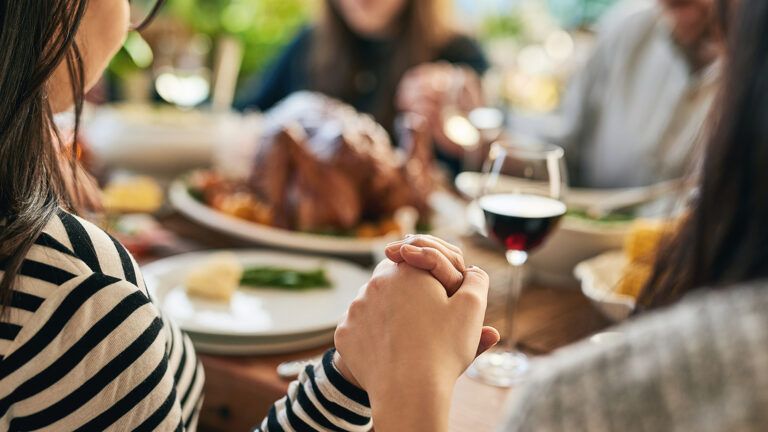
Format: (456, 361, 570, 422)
(310, 0, 453, 130)
(0, 0, 90, 314)
(638, 0, 768, 309)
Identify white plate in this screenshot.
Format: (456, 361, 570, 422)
(186, 326, 335, 343)
(574, 251, 635, 322)
(143, 250, 370, 337)
(169, 181, 401, 255)
(189, 330, 334, 356)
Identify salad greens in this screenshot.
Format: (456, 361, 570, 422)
(567, 209, 635, 224)
(240, 266, 332, 290)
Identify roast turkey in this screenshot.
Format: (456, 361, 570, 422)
(249, 92, 433, 232)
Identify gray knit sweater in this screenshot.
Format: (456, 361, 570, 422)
(501, 284, 768, 431)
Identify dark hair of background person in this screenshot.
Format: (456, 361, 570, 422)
(0, 0, 91, 317)
(638, 0, 768, 309)
(310, 0, 453, 132)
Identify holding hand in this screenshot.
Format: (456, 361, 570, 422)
(334, 235, 499, 431)
(383, 235, 500, 355)
(396, 63, 484, 158)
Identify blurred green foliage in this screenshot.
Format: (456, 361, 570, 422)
(481, 13, 525, 40)
(110, 0, 309, 82)
(167, 0, 309, 78)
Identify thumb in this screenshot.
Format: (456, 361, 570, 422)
(476, 326, 500, 357)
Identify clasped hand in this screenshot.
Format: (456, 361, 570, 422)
(334, 235, 500, 431)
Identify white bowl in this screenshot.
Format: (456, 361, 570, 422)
(574, 251, 635, 322)
(84, 104, 249, 178)
(529, 217, 631, 288)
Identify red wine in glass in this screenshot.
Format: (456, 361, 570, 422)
(479, 193, 566, 252)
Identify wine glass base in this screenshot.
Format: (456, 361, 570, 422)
(467, 349, 529, 387)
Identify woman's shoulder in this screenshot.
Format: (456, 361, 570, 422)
(2, 209, 146, 305)
(435, 33, 489, 74)
(40, 210, 147, 289)
(1, 212, 204, 429)
(0, 272, 186, 430)
(0, 210, 150, 356)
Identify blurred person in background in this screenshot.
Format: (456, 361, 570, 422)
(514, 0, 721, 188)
(235, 0, 489, 174)
(252, 0, 768, 429)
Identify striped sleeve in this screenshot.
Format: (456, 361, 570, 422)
(0, 273, 190, 431)
(255, 349, 372, 432)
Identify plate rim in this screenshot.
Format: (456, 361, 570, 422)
(169, 180, 399, 255)
(190, 330, 334, 356)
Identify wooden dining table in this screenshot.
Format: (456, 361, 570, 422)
(147, 213, 612, 432)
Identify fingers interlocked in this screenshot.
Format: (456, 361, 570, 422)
(384, 234, 466, 295)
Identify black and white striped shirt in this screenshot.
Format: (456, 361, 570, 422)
(0, 210, 204, 431)
(255, 349, 372, 432)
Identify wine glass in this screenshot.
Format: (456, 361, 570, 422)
(154, 35, 212, 109)
(467, 137, 567, 387)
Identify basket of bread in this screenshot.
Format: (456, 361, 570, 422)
(575, 218, 679, 322)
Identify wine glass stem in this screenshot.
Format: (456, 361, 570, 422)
(504, 250, 528, 351)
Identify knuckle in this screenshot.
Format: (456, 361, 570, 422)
(365, 277, 386, 295)
(425, 234, 446, 245)
(334, 324, 350, 345)
(445, 243, 464, 255)
(451, 268, 466, 284)
(424, 249, 449, 271)
(373, 259, 393, 273)
(422, 246, 441, 260)
(472, 267, 490, 283)
(405, 234, 427, 245)
(346, 299, 364, 320)
(452, 254, 466, 270)
(459, 291, 485, 309)
(437, 236, 462, 251)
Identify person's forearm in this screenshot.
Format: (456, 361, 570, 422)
(369, 376, 454, 432)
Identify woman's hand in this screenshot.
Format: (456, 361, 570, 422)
(384, 235, 500, 354)
(334, 235, 499, 376)
(396, 63, 453, 128)
(396, 62, 484, 158)
(333, 235, 499, 390)
(334, 256, 495, 431)
(385, 234, 466, 293)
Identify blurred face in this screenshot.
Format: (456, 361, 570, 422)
(333, 0, 409, 38)
(49, 0, 130, 112)
(659, 0, 716, 47)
